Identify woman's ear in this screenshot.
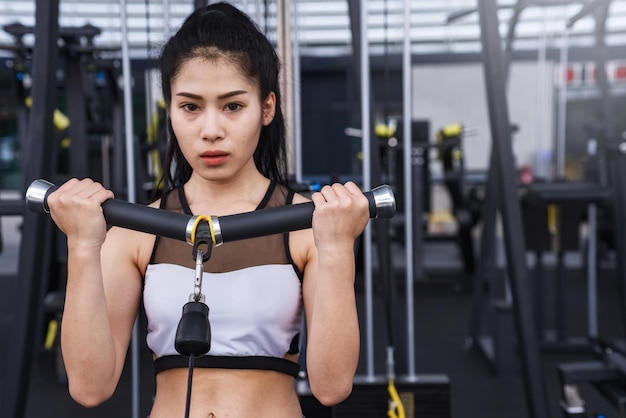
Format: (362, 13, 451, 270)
(262, 92, 276, 126)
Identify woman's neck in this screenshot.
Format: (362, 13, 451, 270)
(183, 173, 271, 216)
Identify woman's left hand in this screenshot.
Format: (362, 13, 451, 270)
(310, 181, 370, 252)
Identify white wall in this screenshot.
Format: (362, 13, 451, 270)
(412, 61, 555, 178)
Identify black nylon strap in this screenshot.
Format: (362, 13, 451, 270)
(154, 355, 300, 378)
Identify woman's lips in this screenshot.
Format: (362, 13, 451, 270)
(201, 152, 228, 166)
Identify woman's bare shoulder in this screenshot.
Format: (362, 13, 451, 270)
(291, 191, 311, 205)
(103, 224, 156, 275)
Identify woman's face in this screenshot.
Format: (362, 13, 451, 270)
(169, 56, 275, 184)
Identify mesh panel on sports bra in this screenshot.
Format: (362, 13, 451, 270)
(150, 181, 297, 274)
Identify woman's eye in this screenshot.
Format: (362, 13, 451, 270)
(182, 103, 199, 112)
(225, 103, 242, 112)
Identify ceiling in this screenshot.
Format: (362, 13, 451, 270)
(0, 0, 624, 59)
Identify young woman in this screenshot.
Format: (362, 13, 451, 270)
(46, 2, 370, 417)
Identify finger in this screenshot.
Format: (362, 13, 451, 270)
(331, 183, 350, 196)
(331, 183, 368, 208)
(63, 178, 113, 201)
(320, 185, 337, 201)
(310, 190, 327, 207)
(55, 178, 96, 199)
(54, 179, 113, 208)
(80, 181, 112, 201)
(343, 181, 363, 196)
(55, 177, 81, 193)
(331, 184, 358, 209)
(48, 178, 81, 207)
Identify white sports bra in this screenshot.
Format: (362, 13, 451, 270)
(143, 181, 304, 377)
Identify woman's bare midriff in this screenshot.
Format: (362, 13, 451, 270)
(149, 367, 303, 418)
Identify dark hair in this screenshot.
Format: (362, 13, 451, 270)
(158, 1, 287, 188)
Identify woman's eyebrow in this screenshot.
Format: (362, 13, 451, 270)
(217, 90, 248, 100)
(174, 90, 249, 100)
(175, 92, 203, 100)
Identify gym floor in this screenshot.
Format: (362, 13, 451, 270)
(4, 214, 625, 418)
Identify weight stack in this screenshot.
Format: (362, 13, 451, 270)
(298, 374, 451, 418)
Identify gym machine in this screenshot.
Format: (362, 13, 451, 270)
(435, 123, 482, 278)
(465, 0, 553, 416)
(0, 2, 133, 416)
(1, 21, 125, 188)
(1, 18, 126, 384)
(555, 1, 626, 416)
(305, 2, 451, 418)
(468, 1, 626, 417)
(520, 182, 611, 351)
(0, 2, 60, 418)
(392, 121, 482, 285)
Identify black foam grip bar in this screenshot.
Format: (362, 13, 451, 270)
(30, 183, 191, 242)
(26, 180, 392, 244)
(219, 202, 315, 242)
(102, 200, 191, 242)
(217, 194, 379, 243)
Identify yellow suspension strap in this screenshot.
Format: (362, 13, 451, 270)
(386, 347, 405, 418)
(387, 379, 406, 418)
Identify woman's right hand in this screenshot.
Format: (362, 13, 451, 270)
(47, 178, 115, 252)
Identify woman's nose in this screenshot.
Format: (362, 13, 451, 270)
(200, 110, 224, 141)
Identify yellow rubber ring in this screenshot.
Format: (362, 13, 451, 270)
(207, 215, 217, 247)
(190, 215, 209, 245)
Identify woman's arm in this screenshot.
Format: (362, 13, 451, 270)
(300, 182, 370, 406)
(48, 179, 143, 407)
